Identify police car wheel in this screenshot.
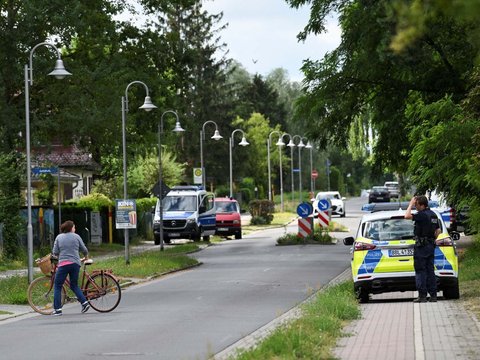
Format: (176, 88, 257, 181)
(355, 286, 369, 303)
(443, 282, 460, 299)
(154, 235, 160, 246)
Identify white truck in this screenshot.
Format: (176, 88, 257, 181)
(153, 186, 216, 244)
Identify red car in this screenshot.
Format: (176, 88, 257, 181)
(215, 197, 242, 239)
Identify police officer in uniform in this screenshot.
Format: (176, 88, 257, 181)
(405, 195, 440, 302)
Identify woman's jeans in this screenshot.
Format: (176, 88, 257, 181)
(53, 263, 87, 310)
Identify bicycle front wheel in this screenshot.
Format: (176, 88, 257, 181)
(27, 276, 66, 315)
(86, 273, 122, 312)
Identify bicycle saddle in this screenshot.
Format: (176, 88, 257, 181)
(83, 259, 94, 265)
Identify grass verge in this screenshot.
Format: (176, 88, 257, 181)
(458, 236, 480, 319)
(0, 244, 199, 305)
(231, 281, 360, 360)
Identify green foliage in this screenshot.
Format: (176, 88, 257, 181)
(74, 193, 113, 211)
(128, 149, 186, 198)
(277, 226, 335, 245)
(0, 152, 23, 260)
(248, 199, 275, 225)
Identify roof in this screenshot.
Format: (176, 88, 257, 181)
(32, 143, 100, 171)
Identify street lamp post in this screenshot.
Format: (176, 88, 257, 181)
(200, 121, 222, 189)
(229, 129, 249, 198)
(267, 130, 284, 201)
(121, 81, 157, 264)
(293, 135, 306, 202)
(283, 133, 295, 205)
(158, 110, 185, 251)
(267, 130, 285, 211)
(305, 141, 313, 194)
(25, 42, 72, 283)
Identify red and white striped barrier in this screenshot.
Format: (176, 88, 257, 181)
(317, 211, 330, 228)
(298, 217, 313, 238)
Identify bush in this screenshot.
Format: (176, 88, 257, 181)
(248, 199, 275, 225)
(277, 227, 335, 245)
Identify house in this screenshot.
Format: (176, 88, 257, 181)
(31, 143, 101, 204)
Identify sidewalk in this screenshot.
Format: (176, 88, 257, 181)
(334, 291, 480, 360)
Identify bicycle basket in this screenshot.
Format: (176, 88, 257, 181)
(35, 253, 53, 275)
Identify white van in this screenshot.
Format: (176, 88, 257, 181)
(153, 186, 216, 244)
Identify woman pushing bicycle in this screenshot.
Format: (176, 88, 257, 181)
(51, 220, 90, 316)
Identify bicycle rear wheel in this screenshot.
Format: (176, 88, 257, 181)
(27, 276, 66, 315)
(86, 273, 121, 312)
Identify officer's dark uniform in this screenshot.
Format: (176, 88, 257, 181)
(412, 208, 439, 299)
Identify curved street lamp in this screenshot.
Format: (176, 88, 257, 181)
(158, 110, 185, 251)
(267, 130, 283, 202)
(305, 140, 313, 194)
(200, 121, 222, 189)
(121, 81, 157, 264)
(282, 133, 295, 208)
(293, 135, 307, 202)
(25, 42, 71, 283)
(229, 129, 249, 198)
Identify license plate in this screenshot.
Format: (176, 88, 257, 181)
(169, 233, 180, 237)
(389, 248, 414, 257)
(377, 197, 383, 200)
(217, 227, 228, 231)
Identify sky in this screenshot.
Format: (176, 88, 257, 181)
(201, 0, 341, 82)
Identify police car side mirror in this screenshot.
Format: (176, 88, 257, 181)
(343, 236, 354, 246)
(450, 231, 461, 241)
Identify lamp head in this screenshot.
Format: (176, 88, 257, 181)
(275, 138, 285, 147)
(239, 136, 249, 146)
(211, 129, 223, 140)
(47, 59, 72, 79)
(139, 96, 157, 112)
(305, 141, 312, 149)
(287, 139, 295, 147)
(298, 139, 306, 148)
(173, 121, 185, 132)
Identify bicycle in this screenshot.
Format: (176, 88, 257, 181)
(27, 255, 122, 315)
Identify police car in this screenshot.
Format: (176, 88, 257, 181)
(344, 208, 460, 302)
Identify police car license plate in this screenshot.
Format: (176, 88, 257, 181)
(389, 248, 414, 257)
(170, 233, 180, 237)
(217, 227, 228, 231)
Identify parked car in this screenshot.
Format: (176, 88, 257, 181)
(312, 191, 346, 217)
(215, 197, 242, 239)
(368, 186, 391, 203)
(384, 181, 400, 198)
(343, 209, 460, 302)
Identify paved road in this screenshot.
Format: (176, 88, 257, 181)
(0, 217, 351, 359)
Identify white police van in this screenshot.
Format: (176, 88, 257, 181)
(153, 186, 216, 244)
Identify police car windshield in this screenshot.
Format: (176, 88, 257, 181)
(163, 196, 197, 211)
(362, 218, 414, 241)
(216, 201, 238, 213)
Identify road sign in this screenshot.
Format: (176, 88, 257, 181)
(297, 202, 313, 218)
(317, 198, 331, 211)
(152, 181, 171, 199)
(32, 166, 58, 175)
(317, 211, 330, 228)
(298, 217, 313, 238)
(311, 169, 318, 179)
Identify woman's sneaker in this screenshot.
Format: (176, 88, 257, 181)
(81, 301, 90, 313)
(52, 309, 62, 316)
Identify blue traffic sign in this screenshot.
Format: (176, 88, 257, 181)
(317, 198, 331, 211)
(32, 167, 58, 175)
(297, 202, 313, 218)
